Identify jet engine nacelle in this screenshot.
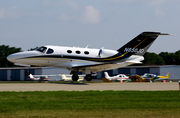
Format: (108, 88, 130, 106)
(98, 49, 118, 58)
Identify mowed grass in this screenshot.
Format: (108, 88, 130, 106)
(0, 91, 179, 118)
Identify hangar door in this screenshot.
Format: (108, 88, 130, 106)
(118, 68, 130, 74)
(136, 68, 149, 75)
(11, 69, 20, 81)
(0, 70, 7, 81)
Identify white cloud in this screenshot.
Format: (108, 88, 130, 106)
(81, 5, 100, 25)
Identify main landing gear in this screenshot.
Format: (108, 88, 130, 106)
(72, 73, 79, 81)
(71, 71, 92, 81)
(85, 74, 92, 81)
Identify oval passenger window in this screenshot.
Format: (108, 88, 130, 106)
(76, 51, 81, 54)
(67, 50, 72, 53)
(84, 51, 89, 55)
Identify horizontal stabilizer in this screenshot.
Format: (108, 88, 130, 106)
(126, 60, 142, 64)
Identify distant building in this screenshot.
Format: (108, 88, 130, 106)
(0, 65, 180, 81)
(0, 67, 70, 81)
(97, 65, 180, 80)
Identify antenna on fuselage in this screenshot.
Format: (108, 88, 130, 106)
(86, 45, 91, 48)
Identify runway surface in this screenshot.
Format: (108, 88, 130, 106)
(0, 82, 179, 91)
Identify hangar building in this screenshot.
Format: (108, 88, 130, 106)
(96, 65, 180, 80)
(0, 67, 70, 81)
(0, 65, 180, 81)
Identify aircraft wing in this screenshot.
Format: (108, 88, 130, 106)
(72, 62, 125, 72)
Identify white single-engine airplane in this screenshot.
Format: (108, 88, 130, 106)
(104, 72, 129, 82)
(61, 74, 84, 82)
(29, 73, 50, 81)
(7, 32, 169, 81)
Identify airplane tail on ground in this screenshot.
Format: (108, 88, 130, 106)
(61, 74, 68, 80)
(104, 72, 110, 79)
(29, 74, 34, 79)
(61, 74, 72, 81)
(158, 72, 170, 79)
(166, 72, 170, 78)
(117, 32, 169, 56)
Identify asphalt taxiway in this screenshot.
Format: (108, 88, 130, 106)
(0, 82, 179, 91)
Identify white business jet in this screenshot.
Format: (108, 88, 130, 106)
(104, 72, 129, 82)
(7, 32, 169, 81)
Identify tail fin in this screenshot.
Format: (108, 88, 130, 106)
(157, 72, 170, 79)
(104, 72, 110, 78)
(118, 32, 169, 56)
(166, 73, 170, 78)
(61, 74, 68, 80)
(29, 74, 34, 79)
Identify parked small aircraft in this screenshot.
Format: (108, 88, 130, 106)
(61, 74, 84, 82)
(7, 32, 169, 81)
(141, 73, 170, 81)
(104, 72, 129, 82)
(29, 73, 50, 82)
(28, 71, 85, 82)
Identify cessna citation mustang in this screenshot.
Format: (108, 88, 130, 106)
(7, 32, 169, 81)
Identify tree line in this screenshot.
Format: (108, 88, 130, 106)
(0, 45, 180, 67)
(143, 51, 180, 65)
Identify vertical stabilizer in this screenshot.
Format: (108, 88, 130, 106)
(117, 32, 169, 56)
(104, 72, 110, 79)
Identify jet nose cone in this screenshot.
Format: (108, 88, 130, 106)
(7, 54, 16, 62)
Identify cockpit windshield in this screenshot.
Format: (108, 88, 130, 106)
(36, 46, 47, 53)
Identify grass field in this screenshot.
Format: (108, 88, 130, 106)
(0, 91, 179, 118)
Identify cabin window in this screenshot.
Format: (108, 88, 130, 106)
(36, 46, 47, 53)
(76, 50, 81, 54)
(67, 50, 72, 53)
(46, 48, 54, 54)
(84, 51, 89, 55)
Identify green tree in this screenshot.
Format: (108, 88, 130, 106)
(28, 47, 38, 51)
(0, 45, 22, 67)
(174, 50, 180, 65)
(143, 52, 165, 65)
(159, 52, 176, 65)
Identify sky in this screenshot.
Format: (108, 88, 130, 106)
(0, 0, 180, 54)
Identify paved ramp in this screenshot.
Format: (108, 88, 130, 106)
(0, 82, 179, 91)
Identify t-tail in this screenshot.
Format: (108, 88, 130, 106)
(117, 32, 170, 56)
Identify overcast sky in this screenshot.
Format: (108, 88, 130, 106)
(0, 0, 180, 54)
